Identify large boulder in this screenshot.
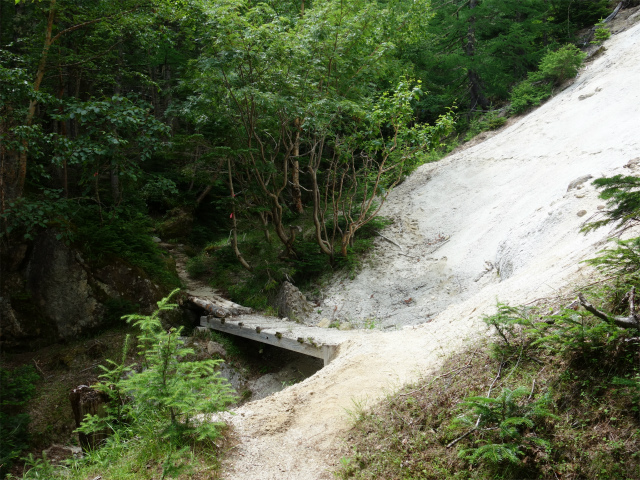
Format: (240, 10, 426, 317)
(273, 281, 313, 321)
(0, 231, 166, 350)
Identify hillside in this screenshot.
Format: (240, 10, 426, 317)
(220, 14, 640, 480)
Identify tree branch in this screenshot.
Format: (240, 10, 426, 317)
(578, 293, 640, 329)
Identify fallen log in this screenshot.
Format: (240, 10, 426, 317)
(187, 295, 252, 317)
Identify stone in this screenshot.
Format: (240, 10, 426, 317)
(597, 205, 605, 210)
(567, 175, 593, 192)
(207, 341, 227, 357)
(42, 445, 83, 464)
(624, 157, 640, 169)
(577, 210, 587, 217)
(1, 231, 166, 349)
(273, 281, 313, 321)
(156, 207, 193, 240)
(317, 318, 331, 328)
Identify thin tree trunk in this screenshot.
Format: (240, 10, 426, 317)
(466, 0, 489, 111)
(228, 158, 252, 271)
(15, 0, 57, 199)
(258, 211, 271, 243)
(110, 160, 120, 203)
(291, 118, 303, 214)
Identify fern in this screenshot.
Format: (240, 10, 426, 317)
(455, 387, 556, 468)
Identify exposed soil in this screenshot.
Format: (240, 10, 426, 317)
(219, 12, 640, 480)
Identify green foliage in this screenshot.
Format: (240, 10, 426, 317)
(510, 44, 586, 114)
(509, 78, 553, 115)
(9, 453, 56, 480)
(50, 96, 169, 199)
(464, 110, 507, 141)
(0, 189, 71, 241)
(67, 291, 235, 479)
(584, 175, 640, 232)
(482, 303, 537, 355)
(0, 365, 39, 479)
(455, 387, 555, 469)
(81, 290, 235, 446)
(72, 204, 180, 289)
(538, 44, 587, 85)
(592, 19, 612, 45)
(586, 237, 640, 276)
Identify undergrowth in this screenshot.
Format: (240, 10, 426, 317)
(336, 300, 640, 479)
(10, 291, 235, 480)
(186, 214, 392, 311)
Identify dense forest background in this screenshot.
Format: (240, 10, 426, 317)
(1, 0, 616, 306)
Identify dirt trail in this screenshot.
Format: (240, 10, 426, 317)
(221, 14, 640, 480)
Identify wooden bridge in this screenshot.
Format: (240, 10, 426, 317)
(191, 295, 357, 365)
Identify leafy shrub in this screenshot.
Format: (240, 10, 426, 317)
(464, 110, 507, 141)
(509, 77, 553, 114)
(583, 174, 640, 233)
(0, 190, 71, 241)
(538, 44, 587, 85)
(72, 204, 180, 289)
(0, 365, 39, 479)
(510, 44, 586, 114)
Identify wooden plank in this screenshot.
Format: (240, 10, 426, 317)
(201, 317, 338, 365)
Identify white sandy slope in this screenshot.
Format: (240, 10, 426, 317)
(221, 15, 640, 480)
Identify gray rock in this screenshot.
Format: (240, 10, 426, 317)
(218, 362, 247, 394)
(317, 318, 331, 328)
(577, 210, 588, 217)
(567, 175, 593, 191)
(207, 341, 227, 357)
(273, 281, 313, 321)
(2, 231, 166, 349)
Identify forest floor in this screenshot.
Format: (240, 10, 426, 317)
(217, 10, 640, 480)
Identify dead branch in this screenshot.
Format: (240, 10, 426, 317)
(578, 293, 640, 329)
(376, 231, 403, 250)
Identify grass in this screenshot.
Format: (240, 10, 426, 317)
(335, 297, 640, 479)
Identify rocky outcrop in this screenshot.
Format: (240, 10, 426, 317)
(0, 231, 166, 350)
(273, 281, 313, 321)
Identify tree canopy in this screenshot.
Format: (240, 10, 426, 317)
(0, 0, 613, 288)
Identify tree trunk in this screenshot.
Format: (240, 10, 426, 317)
(69, 385, 109, 451)
(110, 160, 120, 203)
(291, 118, 304, 214)
(228, 158, 252, 271)
(466, 0, 489, 111)
(14, 0, 57, 199)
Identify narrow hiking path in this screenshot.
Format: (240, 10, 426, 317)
(218, 12, 640, 480)
(161, 242, 227, 300)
